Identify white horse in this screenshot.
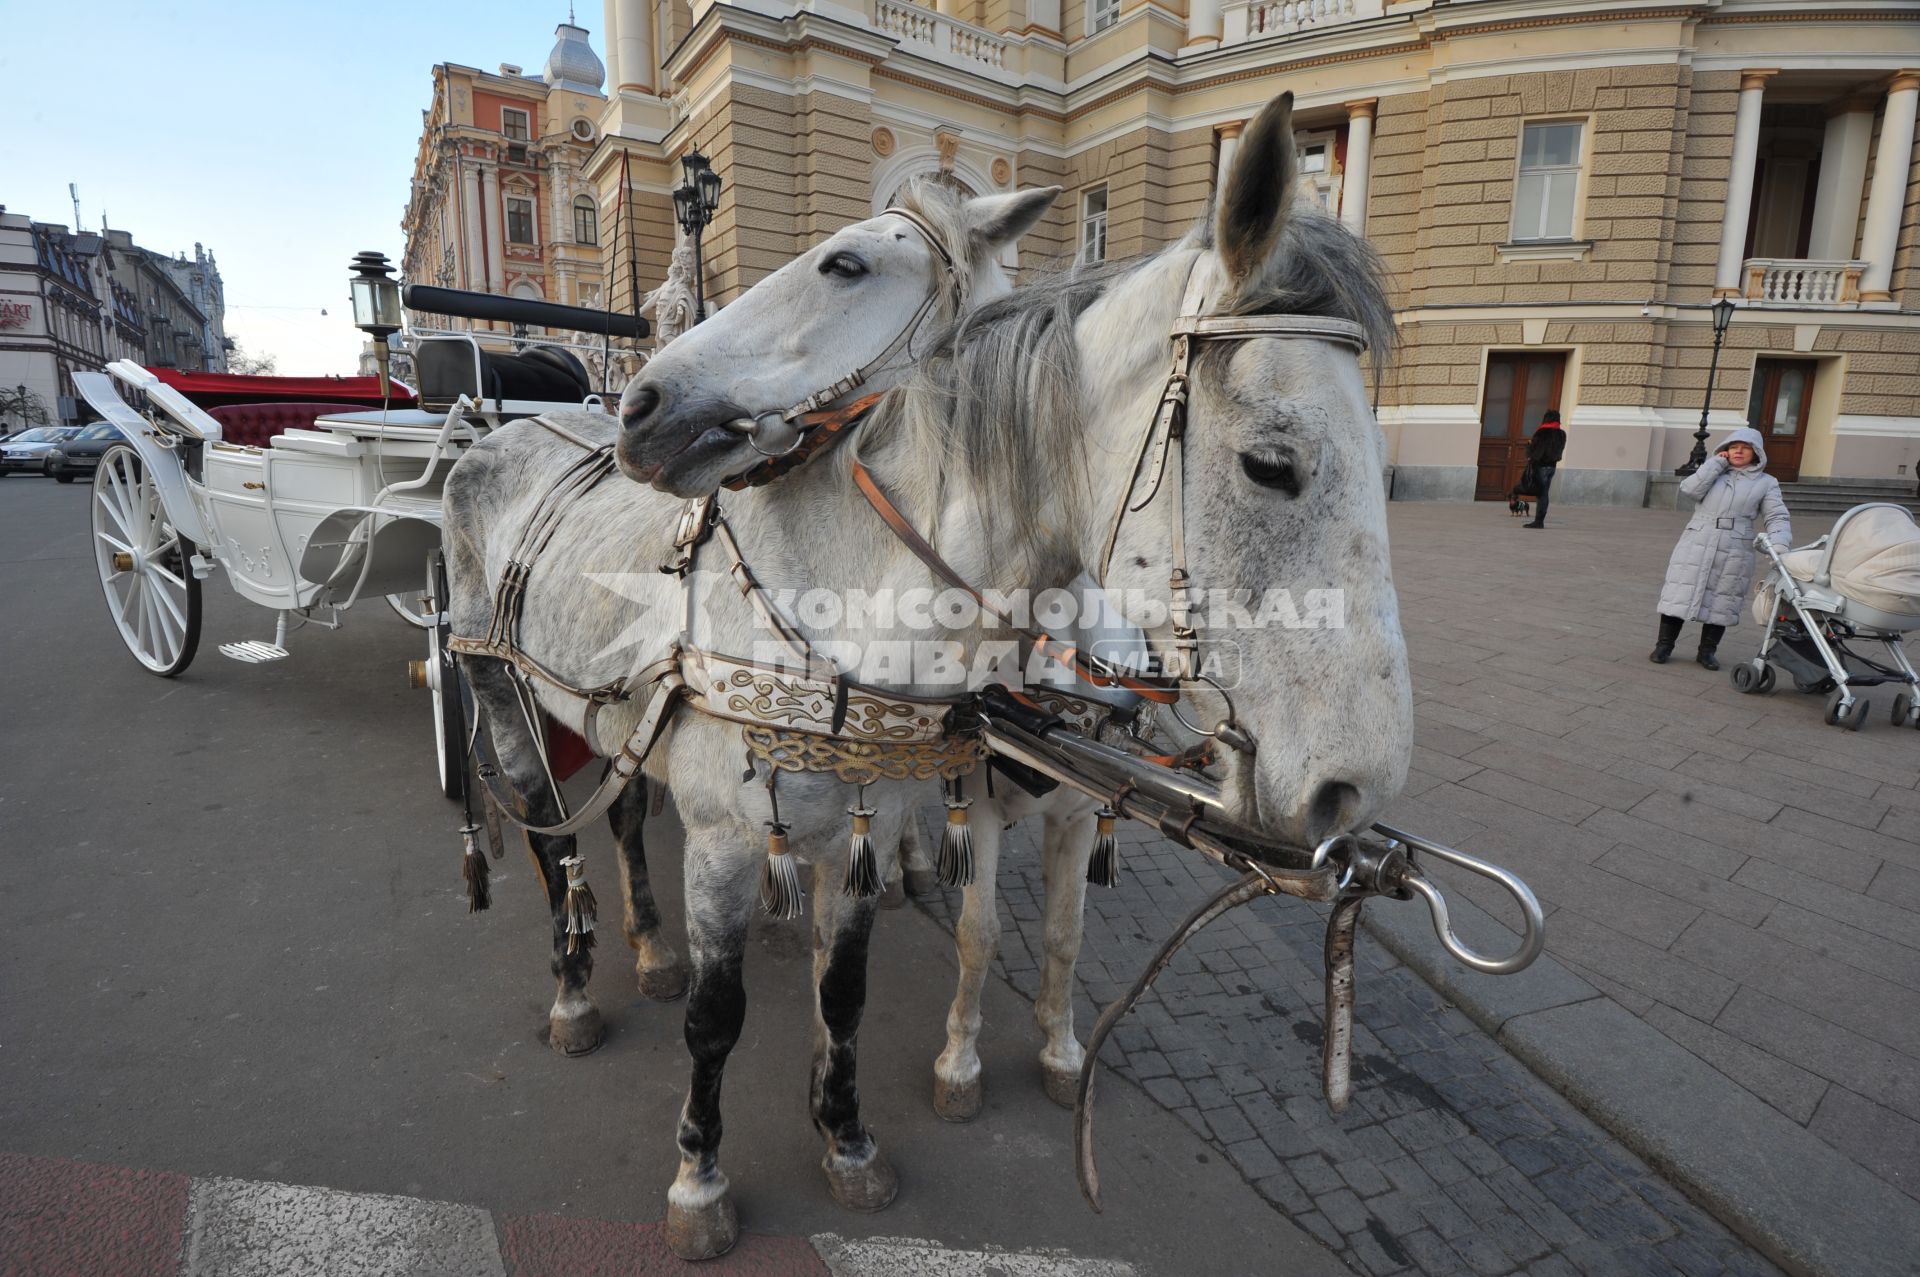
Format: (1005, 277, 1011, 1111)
(445, 90, 1409, 1261)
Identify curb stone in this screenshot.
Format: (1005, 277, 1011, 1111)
(1363, 895, 1920, 1277)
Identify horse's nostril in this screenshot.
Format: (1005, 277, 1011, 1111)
(1307, 781, 1363, 845)
(622, 385, 661, 426)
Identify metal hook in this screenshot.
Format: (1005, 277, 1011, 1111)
(1371, 822, 1545, 976)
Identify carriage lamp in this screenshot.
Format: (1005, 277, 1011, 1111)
(1678, 297, 1739, 477)
(673, 146, 723, 325)
(349, 250, 404, 397)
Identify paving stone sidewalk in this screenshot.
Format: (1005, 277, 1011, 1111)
(920, 501, 1920, 1277)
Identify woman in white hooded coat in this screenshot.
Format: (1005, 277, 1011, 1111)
(1652, 426, 1792, 670)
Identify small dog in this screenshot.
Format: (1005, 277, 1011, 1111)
(1508, 495, 1531, 518)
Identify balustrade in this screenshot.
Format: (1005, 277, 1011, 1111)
(1743, 259, 1865, 308)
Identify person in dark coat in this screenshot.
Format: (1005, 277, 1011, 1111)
(1651, 427, 1792, 670)
(1521, 409, 1565, 529)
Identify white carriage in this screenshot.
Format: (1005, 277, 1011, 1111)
(74, 266, 648, 798)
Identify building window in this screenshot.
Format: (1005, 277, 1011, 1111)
(1512, 121, 1584, 242)
(1080, 186, 1109, 264)
(502, 107, 531, 142)
(574, 196, 598, 246)
(507, 197, 535, 244)
(1089, 0, 1120, 34)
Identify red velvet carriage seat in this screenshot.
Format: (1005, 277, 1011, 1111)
(206, 402, 372, 449)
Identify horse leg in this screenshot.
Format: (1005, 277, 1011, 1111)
(461, 657, 603, 1057)
(898, 812, 940, 899)
(931, 813, 1004, 1121)
(810, 870, 898, 1212)
(1035, 807, 1094, 1107)
(664, 829, 756, 1262)
(607, 778, 688, 1001)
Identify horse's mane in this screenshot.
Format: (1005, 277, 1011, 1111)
(859, 203, 1394, 580)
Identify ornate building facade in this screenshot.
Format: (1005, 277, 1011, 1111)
(401, 24, 614, 322)
(585, 0, 1920, 499)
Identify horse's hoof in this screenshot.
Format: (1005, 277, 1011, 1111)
(879, 876, 908, 910)
(636, 959, 688, 1002)
(933, 1073, 982, 1123)
(1042, 1063, 1080, 1109)
(824, 1148, 898, 1212)
(903, 866, 941, 899)
(548, 1003, 604, 1057)
(665, 1193, 738, 1261)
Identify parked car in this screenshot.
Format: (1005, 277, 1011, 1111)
(0, 426, 81, 476)
(44, 422, 127, 483)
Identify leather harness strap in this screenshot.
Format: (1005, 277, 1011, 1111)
(850, 460, 1181, 706)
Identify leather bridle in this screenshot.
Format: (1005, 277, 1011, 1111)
(717, 206, 961, 476)
(1091, 262, 1371, 756)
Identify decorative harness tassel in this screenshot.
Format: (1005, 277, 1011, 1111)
(1087, 806, 1120, 888)
(560, 855, 597, 954)
(937, 778, 974, 888)
(461, 823, 491, 913)
(844, 787, 882, 899)
(760, 823, 805, 920)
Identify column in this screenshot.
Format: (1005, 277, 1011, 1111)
(1860, 70, 1920, 302)
(1714, 68, 1776, 298)
(1340, 98, 1376, 235)
(616, 0, 652, 93)
(933, 0, 959, 16)
(1185, 0, 1221, 50)
(1809, 100, 1875, 261)
(460, 160, 486, 291)
(1215, 120, 1245, 192)
(481, 165, 505, 294)
(602, 0, 622, 92)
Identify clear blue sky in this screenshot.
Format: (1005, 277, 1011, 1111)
(2, 1, 604, 374)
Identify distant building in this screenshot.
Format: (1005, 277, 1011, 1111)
(401, 23, 613, 321)
(0, 211, 109, 426)
(156, 243, 229, 373)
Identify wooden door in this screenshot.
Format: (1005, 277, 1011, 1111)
(1475, 352, 1566, 500)
(1746, 359, 1812, 482)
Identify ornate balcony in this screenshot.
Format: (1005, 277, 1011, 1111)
(1742, 258, 1867, 309)
(1222, 0, 1381, 44)
(874, 0, 1009, 75)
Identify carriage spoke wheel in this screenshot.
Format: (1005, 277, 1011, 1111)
(92, 444, 201, 677)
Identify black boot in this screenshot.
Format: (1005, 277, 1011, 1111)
(1697, 623, 1725, 671)
(1650, 615, 1683, 664)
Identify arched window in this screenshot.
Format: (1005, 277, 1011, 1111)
(574, 196, 598, 246)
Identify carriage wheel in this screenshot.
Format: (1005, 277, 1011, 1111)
(1730, 664, 1756, 694)
(1893, 692, 1915, 729)
(1754, 664, 1776, 694)
(1822, 689, 1846, 726)
(92, 444, 201, 677)
(427, 552, 466, 800)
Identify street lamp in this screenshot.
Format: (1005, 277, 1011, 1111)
(349, 250, 404, 398)
(1677, 296, 1738, 477)
(672, 146, 723, 324)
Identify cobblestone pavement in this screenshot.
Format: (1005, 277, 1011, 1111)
(1384, 503, 1920, 1208)
(917, 824, 1778, 1277)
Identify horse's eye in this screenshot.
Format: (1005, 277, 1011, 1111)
(820, 252, 868, 280)
(1240, 451, 1302, 497)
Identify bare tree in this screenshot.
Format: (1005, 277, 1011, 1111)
(228, 342, 278, 376)
(0, 385, 51, 435)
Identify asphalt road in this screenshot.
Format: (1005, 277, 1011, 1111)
(0, 475, 1349, 1276)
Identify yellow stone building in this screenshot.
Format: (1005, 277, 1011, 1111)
(575, 0, 1920, 503)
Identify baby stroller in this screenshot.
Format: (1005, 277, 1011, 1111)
(1731, 503, 1920, 732)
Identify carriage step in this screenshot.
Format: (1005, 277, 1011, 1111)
(219, 640, 291, 664)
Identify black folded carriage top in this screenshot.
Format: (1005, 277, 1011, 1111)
(402, 284, 650, 411)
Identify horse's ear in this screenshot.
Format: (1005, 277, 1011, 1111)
(1215, 92, 1296, 286)
(965, 186, 1062, 254)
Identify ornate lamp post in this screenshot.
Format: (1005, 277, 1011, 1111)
(348, 251, 404, 398)
(672, 146, 723, 325)
(1678, 297, 1738, 476)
